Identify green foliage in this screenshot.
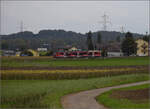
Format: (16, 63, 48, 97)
(87, 31, 94, 50)
(1, 74, 149, 108)
(116, 36, 121, 42)
(121, 32, 137, 56)
(39, 51, 47, 56)
(39, 51, 53, 56)
(20, 50, 33, 56)
(97, 32, 102, 44)
(1, 40, 9, 49)
(96, 83, 150, 109)
(101, 47, 108, 57)
(46, 51, 53, 56)
(143, 35, 149, 42)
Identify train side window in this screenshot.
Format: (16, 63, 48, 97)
(88, 52, 92, 55)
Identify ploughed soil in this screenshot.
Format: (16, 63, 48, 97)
(1, 65, 148, 70)
(110, 88, 150, 103)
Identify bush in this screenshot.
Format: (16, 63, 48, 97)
(20, 50, 33, 56)
(39, 51, 53, 56)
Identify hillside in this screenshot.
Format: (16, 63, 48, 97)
(0, 29, 144, 51)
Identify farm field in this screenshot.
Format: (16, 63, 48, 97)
(96, 83, 150, 109)
(1, 56, 149, 80)
(0, 56, 149, 108)
(1, 56, 149, 67)
(1, 74, 149, 108)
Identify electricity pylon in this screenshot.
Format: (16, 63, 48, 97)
(99, 13, 112, 31)
(120, 26, 125, 33)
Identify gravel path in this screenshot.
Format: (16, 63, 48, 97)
(61, 81, 150, 109)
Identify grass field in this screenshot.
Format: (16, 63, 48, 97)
(1, 56, 149, 67)
(96, 83, 150, 109)
(1, 74, 149, 108)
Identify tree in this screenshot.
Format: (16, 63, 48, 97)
(143, 32, 149, 42)
(101, 47, 108, 58)
(143, 36, 150, 42)
(87, 31, 94, 50)
(97, 32, 102, 44)
(1, 40, 9, 49)
(97, 32, 102, 50)
(20, 50, 33, 56)
(121, 32, 137, 56)
(15, 39, 27, 51)
(116, 36, 121, 42)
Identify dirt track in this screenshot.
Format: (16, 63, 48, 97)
(61, 81, 150, 109)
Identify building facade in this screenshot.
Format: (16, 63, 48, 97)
(136, 39, 148, 56)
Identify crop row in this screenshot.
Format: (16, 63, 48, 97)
(1, 67, 147, 74)
(1, 67, 148, 80)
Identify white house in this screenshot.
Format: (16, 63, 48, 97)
(107, 51, 123, 57)
(37, 48, 47, 52)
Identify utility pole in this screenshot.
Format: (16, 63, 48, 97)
(99, 13, 111, 31)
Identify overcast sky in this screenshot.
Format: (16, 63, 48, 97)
(1, 1, 149, 35)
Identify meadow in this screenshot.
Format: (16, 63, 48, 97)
(96, 83, 150, 109)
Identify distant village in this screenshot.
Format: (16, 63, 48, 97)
(0, 34, 149, 58)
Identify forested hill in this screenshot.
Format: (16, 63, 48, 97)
(0, 29, 144, 50)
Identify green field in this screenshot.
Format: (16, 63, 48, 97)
(96, 83, 150, 109)
(1, 56, 149, 108)
(1, 56, 149, 67)
(1, 56, 148, 80)
(1, 74, 149, 108)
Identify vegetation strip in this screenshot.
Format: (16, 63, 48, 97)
(1, 67, 147, 73)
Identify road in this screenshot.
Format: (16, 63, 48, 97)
(61, 81, 150, 109)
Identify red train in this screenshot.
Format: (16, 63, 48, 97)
(54, 50, 101, 58)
